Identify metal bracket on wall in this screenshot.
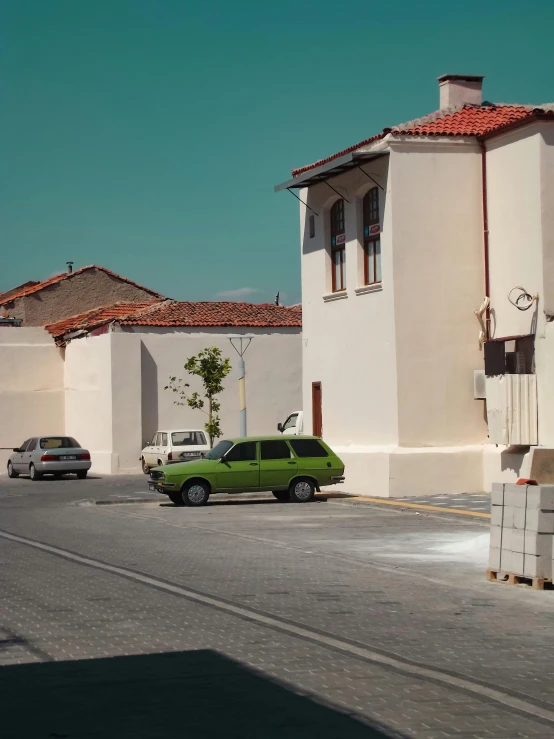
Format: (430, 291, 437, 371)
(356, 165, 385, 193)
(286, 188, 319, 216)
(324, 181, 350, 203)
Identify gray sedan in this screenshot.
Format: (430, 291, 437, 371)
(7, 436, 92, 481)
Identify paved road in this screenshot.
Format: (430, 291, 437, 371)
(393, 493, 491, 513)
(1, 475, 553, 738)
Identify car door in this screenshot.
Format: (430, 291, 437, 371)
(216, 441, 259, 491)
(259, 440, 297, 490)
(13, 439, 30, 472)
(24, 438, 38, 472)
(159, 432, 169, 464)
(144, 433, 159, 466)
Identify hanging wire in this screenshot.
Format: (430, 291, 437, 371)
(507, 286, 537, 312)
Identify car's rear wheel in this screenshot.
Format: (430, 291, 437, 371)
(182, 480, 210, 507)
(289, 478, 315, 503)
(7, 461, 18, 479)
(141, 458, 150, 475)
(76, 471, 88, 480)
(272, 491, 289, 502)
(168, 492, 184, 506)
(29, 463, 42, 482)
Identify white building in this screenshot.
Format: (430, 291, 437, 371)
(276, 74, 554, 497)
(0, 300, 302, 474)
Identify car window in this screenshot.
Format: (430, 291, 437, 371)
(283, 414, 298, 431)
(289, 439, 329, 458)
(205, 440, 233, 460)
(154, 433, 160, 446)
(161, 433, 168, 447)
(260, 440, 291, 460)
(171, 431, 207, 446)
(225, 442, 257, 462)
(27, 438, 37, 452)
(40, 437, 79, 449)
(19, 439, 31, 452)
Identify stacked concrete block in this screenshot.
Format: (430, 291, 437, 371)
(489, 483, 554, 580)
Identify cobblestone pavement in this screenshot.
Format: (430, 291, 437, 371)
(1, 477, 553, 738)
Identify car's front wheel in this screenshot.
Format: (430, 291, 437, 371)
(29, 463, 42, 482)
(141, 458, 150, 475)
(182, 480, 210, 507)
(289, 478, 315, 503)
(7, 462, 18, 479)
(168, 492, 184, 506)
(272, 491, 289, 502)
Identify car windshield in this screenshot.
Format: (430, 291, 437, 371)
(172, 431, 207, 446)
(204, 440, 233, 460)
(40, 437, 80, 449)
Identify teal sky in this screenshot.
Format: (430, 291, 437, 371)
(2, 1, 553, 305)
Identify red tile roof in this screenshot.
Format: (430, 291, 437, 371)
(120, 300, 302, 328)
(1, 265, 164, 303)
(292, 104, 554, 176)
(46, 299, 302, 341)
(45, 300, 162, 338)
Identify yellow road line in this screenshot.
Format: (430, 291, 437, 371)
(327, 494, 491, 519)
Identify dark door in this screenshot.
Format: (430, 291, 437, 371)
(312, 381, 322, 437)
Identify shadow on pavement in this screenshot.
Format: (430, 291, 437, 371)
(1, 649, 401, 738)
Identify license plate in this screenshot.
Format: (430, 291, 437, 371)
(60, 455, 77, 460)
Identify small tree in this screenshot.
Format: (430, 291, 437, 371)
(165, 347, 231, 447)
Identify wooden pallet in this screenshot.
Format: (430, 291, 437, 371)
(487, 568, 553, 590)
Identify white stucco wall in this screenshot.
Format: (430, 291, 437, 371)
(133, 326, 302, 446)
(0, 328, 64, 471)
(390, 139, 487, 448)
(65, 332, 143, 473)
(300, 157, 399, 449)
(298, 140, 488, 495)
(486, 122, 554, 449)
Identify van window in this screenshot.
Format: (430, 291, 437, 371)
(290, 439, 328, 458)
(161, 433, 168, 447)
(283, 414, 298, 431)
(171, 431, 207, 446)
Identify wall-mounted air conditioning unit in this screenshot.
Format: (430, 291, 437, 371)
(485, 374, 538, 445)
(473, 370, 486, 399)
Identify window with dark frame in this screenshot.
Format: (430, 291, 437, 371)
(362, 187, 381, 285)
(330, 199, 346, 292)
(309, 215, 315, 238)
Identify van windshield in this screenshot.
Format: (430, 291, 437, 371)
(204, 440, 233, 460)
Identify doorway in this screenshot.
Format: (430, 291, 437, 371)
(312, 382, 322, 437)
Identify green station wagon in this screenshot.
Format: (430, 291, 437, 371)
(148, 435, 345, 506)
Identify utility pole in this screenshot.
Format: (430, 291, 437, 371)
(228, 335, 254, 437)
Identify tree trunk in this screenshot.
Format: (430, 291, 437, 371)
(208, 396, 213, 447)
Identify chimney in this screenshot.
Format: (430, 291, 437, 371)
(66, 261, 74, 273)
(438, 74, 484, 110)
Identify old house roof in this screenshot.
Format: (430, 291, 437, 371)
(0, 265, 164, 304)
(46, 299, 302, 343)
(292, 103, 554, 176)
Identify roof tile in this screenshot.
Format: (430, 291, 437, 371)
(292, 104, 554, 176)
(46, 299, 302, 341)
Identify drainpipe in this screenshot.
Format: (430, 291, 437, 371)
(480, 141, 491, 339)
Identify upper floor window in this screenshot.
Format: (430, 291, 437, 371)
(363, 187, 381, 285)
(330, 199, 346, 292)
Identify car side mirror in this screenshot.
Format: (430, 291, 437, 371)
(277, 423, 283, 432)
(13, 448, 21, 453)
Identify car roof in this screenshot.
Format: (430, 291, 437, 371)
(156, 430, 206, 434)
(223, 436, 322, 443)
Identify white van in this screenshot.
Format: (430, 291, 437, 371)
(277, 411, 304, 436)
(140, 430, 210, 474)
